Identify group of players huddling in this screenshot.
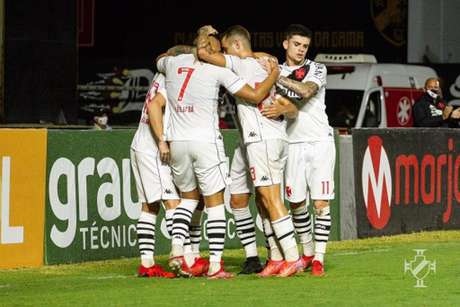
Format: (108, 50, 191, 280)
(130, 24, 335, 279)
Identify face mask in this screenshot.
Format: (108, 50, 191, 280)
(427, 89, 438, 99)
(97, 116, 108, 126)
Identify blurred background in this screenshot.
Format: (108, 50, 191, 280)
(0, 0, 459, 126)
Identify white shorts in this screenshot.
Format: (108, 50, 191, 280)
(285, 141, 335, 203)
(170, 140, 230, 196)
(130, 148, 179, 204)
(245, 139, 288, 187)
(229, 143, 253, 194)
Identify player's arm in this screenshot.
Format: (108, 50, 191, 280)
(278, 77, 319, 101)
(233, 61, 280, 104)
(253, 52, 272, 59)
(147, 93, 170, 163)
(253, 52, 279, 65)
(155, 53, 168, 66)
(156, 55, 169, 74)
(262, 95, 298, 119)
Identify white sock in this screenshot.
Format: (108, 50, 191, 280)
(190, 208, 203, 258)
(272, 215, 299, 262)
(165, 208, 175, 237)
(232, 206, 258, 258)
(314, 206, 331, 264)
(171, 199, 199, 252)
(314, 252, 324, 263)
(262, 216, 283, 261)
(209, 261, 221, 275)
(183, 235, 195, 267)
(207, 204, 226, 273)
(137, 211, 156, 267)
(292, 205, 314, 257)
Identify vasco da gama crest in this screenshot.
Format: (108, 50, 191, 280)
(370, 0, 407, 47)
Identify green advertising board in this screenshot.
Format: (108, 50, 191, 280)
(45, 130, 140, 264)
(44, 129, 340, 264)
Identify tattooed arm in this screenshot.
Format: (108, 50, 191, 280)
(277, 77, 319, 101)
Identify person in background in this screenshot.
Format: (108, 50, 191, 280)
(93, 107, 112, 130)
(413, 78, 460, 127)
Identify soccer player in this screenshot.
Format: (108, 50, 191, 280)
(147, 75, 209, 277)
(228, 141, 263, 274)
(130, 72, 179, 278)
(197, 25, 303, 277)
(267, 24, 336, 276)
(155, 28, 279, 279)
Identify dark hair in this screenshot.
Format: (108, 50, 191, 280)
(222, 25, 251, 44)
(94, 107, 110, 117)
(285, 24, 312, 40)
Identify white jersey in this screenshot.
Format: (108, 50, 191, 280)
(157, 54, 245, 143)
(130, 73, 170, 154)
(278, 59, 333, 143)
(224, 54, 287, 144)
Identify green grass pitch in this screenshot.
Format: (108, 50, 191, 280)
(1, 231, 459, 306)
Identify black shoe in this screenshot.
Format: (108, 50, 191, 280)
(238, 256, 263, 274)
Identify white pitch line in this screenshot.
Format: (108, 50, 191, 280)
(0, 284, 11, 288)
(333, 248, 391, 256)
(86, 275, 128, 280)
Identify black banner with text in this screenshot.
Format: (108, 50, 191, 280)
(353, 128, 460, 238)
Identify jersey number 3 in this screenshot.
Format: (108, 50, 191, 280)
(177, 67, 195, 102)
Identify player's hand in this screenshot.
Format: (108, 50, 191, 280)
(196, 34, 209, 49)
(158, 141, 171, 163)
(261, 96, 285, 119)
(450, 107, 460, 119)
(268, 59, 280, 77)
(443, 105, 454, 120)
(254, 52, 272, 59)
(257, 57, 271, 74)
(197, 25, 218, 36)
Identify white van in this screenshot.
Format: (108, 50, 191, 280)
(315, 54, 438, 130)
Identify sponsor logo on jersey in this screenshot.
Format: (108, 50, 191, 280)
(288, 64, 310, 82)
(294, 66, 308, 80)
(285, 186, 292, 198)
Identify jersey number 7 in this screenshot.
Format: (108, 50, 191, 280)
(177, 67, 195, 102)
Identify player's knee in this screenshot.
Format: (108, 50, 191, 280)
(143, 202, 161, 214)
(204, 190, 225, 207)
(163, 199, 180, 210)
(290, 201, 306, 209)
(181, 188, 200, 200)
(313, 200, 330, 216)
(230, 193, 250, 209)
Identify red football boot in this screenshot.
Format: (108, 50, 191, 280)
(207, 266, 234, 280)
(138, 264, 176, 278)
(311, 260, 325, 277)
(278, 258, 304, 277)
(189, 257, 210, 277)
(257, 259, 284, 277)
(301, 255, 314, 270)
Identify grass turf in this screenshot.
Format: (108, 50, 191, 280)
(1, 231, 460, 306)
